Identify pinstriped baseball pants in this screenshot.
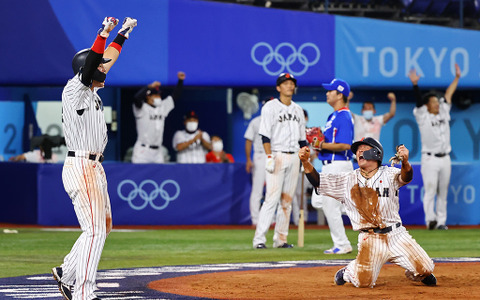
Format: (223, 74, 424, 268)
(61, 157, 112, 300)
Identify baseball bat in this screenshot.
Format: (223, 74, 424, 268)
(298, 170, 305, 248)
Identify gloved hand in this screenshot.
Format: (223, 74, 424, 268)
(118, 17, 138, 39)
(98, 17, 119, 38)
(265, 154, 275, 173)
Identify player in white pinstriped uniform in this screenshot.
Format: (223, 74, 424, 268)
(253, 73, 307, 249)
(52, 17, 137, 300)
(172, 110, 211, 163)
(131, 72, 185, 163)
(299, 137, 437, 288)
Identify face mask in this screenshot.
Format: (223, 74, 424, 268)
(212, 141, 223, 152)
(186, 121, 198, 132)
(363, 110, 374, 120)
(153, 97, 161, 107)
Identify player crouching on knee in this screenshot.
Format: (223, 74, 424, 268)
(298, 137, 436, 288)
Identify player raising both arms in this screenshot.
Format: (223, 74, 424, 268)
(52, 16, 137, 300)
(299, 137, 437, 288)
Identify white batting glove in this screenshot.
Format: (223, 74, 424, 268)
(265, 155, 275, 173)
(98, 17, 119, 38)
(118, 17, 137, 39)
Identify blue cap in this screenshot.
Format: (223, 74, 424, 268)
(322, 78, 350, 98)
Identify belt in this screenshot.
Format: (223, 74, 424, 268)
(67, 151, 104, 163)
(425, 152, 447, 157)
(141, 144, 159, 149)
(282, 151, 295, 154)
(360, 222, 401, 234)
(322, 159, 348, 165)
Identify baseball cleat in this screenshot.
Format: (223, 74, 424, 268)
(276, 243, 294, 248)
(334, 267, 346, 285)
(421, 273, 437, 286)
(255, 243, 267, 249)
(428, 220, 437, 230)
(436, 225, 448, 230)
(324, 246, 352, 254)
(52, 267, 73, 300)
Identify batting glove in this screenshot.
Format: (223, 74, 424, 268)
(98, 17, 119, 38)
(265, 155, 275, 173)
(118, 17, 137, 39)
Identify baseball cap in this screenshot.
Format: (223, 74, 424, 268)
(146, 87, 160, 96)
(184, 110, 198, 120)
(322, 78, 350, 97)
(276, 73, 297, 87)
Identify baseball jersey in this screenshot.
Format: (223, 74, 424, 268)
(258, 99, 306, 152)
(413, 98, 451, 154)
(62, 74, 107, 154)
(317, 166, 405, 231)
(318, 107, 354, 161)
(353, 114, 384, 141)
(133, 96, 174, 146)
(172, 130, 211, 163)
(244, 116, 265, 154)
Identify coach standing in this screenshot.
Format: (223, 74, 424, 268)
(409, 64, 461, 231)
(252, 73, 307, 249)
(52, 17, 137, 300)
(311, 78, 354, 255)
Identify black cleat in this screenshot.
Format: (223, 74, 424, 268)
(334, 267, 346, 285)
(52, 267, 72, 300)
(421, 273, 437, 286)
(276, 243, 294, 248)
(437, 225, 448, 230)
(428, 221, 437, 230)
(255, 243, 267, 249)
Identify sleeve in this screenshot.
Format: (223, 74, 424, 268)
(333, 112, 354, 144)
(171, 79, 184, 101)
(205, 152, 215, 162)
(299, 107, 307, 141)
(244, 120, 255, 140)
(389, 167, 405, 190)
(413, 84, 425, 108)
(133, 86, 148, 108)
(172, 131, 182, 150)
(258, 105, 272, 139)
(227, 153, 235, 162)
(81, 36, 106, 86)
(162, 95, 175, 116)
(202, 131, 211, 143)
(317, 172, 351, 202)
(376, 115, 385, 126)
(412, 105, 427, 124)
(65, 75, 91, 110)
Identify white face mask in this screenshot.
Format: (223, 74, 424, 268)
(186, 121, 198, 132)
(212, 141, 223, 152)
(363, 110, 374, 120)
(153, 97, 161, 107)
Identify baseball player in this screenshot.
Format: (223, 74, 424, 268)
(244, 98, 273, 225)
(172, 110, 211, 163)
(349, 92, 397, 142)
(131, 72, 185, 163)
(9, 135, 65, 163)
(311, 78, 354, 254)
(252, 73, 307, 249)
(409, 64, 461, 230)
(299, 137, 437, 288)
(52, 16, 137, 300)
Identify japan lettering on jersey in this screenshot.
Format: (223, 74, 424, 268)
(258, 99, 306, 153)
(317, 166, 405, 231)
(133, 95, 174, 146)
(62, 74, 107, 154)
(318, 107, 354, 161)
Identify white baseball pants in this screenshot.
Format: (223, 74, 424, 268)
(249, 152, 266, 225)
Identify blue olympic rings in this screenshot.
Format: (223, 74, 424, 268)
(251, 42, 321, 76)
(117, 179, 180, 211)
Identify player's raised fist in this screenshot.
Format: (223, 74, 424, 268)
(118, 17, 137, 39)
(178, 71, 186, 80)
(98, 17, 119, 38)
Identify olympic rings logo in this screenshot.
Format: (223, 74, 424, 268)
(117, 179, 180, 211)
(251, 42, 321, 76)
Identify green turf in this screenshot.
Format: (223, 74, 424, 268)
(0, 227, 479, 278)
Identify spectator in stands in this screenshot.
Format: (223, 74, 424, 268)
(348, 91, 397, 142)
(206, 135, 234, 163)
(408, 64, 460, 231)
(172, 110, 211, 163)
(9, 134, 65, 163)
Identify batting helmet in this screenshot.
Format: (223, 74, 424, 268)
(351, 137, 384, 163)
(276, 73, 297, 87)
(72, 48, 112, 75)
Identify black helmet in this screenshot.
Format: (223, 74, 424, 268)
(72, 48, 112, 75)
(276, 73, 297, 87)
(351, 137, 384, 163)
